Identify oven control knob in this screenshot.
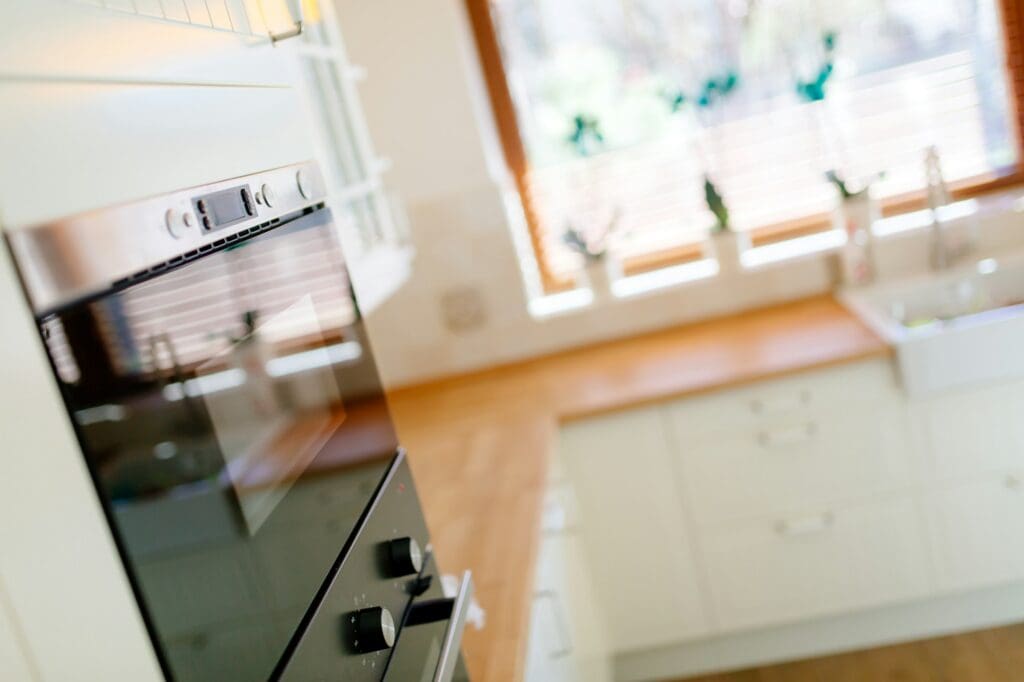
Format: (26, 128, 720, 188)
(353, 606, 395, 653)
(165, 209, 193, 239)
(296, 169, 312, 199)
(260, 183, 275, 207)
(387, 537, 423, 576)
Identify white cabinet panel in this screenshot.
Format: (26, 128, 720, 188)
(526, 534, 613, 682)
(667, 401, 914, 524)
(0, 581, 36, 681)
(701, 497, 930, 631)
(927, 474, 1024, 591)
(560, 408, 711, 651)
(665, 360, 898, 440)
(922, 383, 1024, 479)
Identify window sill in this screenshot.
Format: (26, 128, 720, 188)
(527, 258, 718, 318)
(872, 198, 981, 238)
(741, 229, 846, 269)
(526, 189, 1022, 320)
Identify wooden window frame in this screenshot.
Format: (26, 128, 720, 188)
(466, 0, 1024, 293)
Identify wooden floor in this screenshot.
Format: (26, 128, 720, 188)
(678, 624, 1024, 682)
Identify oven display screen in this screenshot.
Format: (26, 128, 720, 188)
(195, 185, 253, 229)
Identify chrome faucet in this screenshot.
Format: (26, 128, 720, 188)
(924, 146, 972, 270)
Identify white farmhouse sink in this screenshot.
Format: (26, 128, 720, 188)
(840, 252, 1024, 395)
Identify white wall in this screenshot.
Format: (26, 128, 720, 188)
(333, 0, 1024, 388)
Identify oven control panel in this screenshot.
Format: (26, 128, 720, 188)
(279, 451, 432, 680)
(191, 184, 257, 232)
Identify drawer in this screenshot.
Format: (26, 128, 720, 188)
(671, 405, 915, 524)
(701, 496, 930, 631)
(926, 473, 1024, 591)
(664, 359, 898, 440)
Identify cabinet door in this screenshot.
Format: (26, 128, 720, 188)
(526, 534, 613, 682)
(0, 582, 35, 682)
(927, 474, 1024, 591)
(560, 408, 710, 652)
(700, 497, 930, 631)
(922, 383, 1024, 479)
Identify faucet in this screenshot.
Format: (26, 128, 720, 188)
(924, 146, 972, 270)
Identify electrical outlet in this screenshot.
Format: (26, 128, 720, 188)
(439, 286, 487, 333)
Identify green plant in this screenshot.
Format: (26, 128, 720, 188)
(665, 70, 740, 236)
(566, 113, 605, 157)
(796, 31, 838, 103)
(561, 210, 622, 263)
(825, 169, 885, 200)
(664, 70, 740, 114)
(704, 176, 731, 233)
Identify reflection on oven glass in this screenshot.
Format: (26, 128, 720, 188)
(198, 294, 346, 534)
(38, 211, 401, 681)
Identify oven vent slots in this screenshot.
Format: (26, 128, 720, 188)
(108, 204, 321, 291)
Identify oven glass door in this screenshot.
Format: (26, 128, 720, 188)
(37, 207, 399, 681)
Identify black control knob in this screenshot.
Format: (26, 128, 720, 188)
(387, 537, 423, 577)
(353, 607, 395, 653)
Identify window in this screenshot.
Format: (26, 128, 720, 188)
(469, 0, 1024, 291)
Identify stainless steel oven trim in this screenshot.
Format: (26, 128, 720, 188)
(434, 570, 473, 682)
(5, 160, 327, 315)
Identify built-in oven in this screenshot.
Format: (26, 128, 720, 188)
(5, 161, 471, 682)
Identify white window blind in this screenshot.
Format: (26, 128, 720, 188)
(94, 227, 357, 375)
(491, 0, 1017, 282)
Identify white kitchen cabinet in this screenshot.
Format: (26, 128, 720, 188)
(526, 532, 613, 682)
(667, 405, 914, 525)
(664, 359, 915, 525)
(559, 408, 711, 652)
(700, 496, 931, 630)
(553, 356, 1024, 680)
(0, 581, 36, 681)
(927, 473, 1024, 591)
(662, 360, 899, 439)
(920, 382, 1024, 479)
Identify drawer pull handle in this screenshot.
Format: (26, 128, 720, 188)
(775, 512, 834, 537)
(750, 390, 811, 415)
(758, 422, 817, 448)
(535, 589, 573, 660)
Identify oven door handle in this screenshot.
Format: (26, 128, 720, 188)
(435, 571, 473, 682)
(413, 571, 473, 682)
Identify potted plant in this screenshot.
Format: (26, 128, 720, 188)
(702, 176, 746, 273)
(562, 212, 622, 303)
(665, 70, 745, 272)
(826, 169, 881, 285)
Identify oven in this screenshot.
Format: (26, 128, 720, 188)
(4, 161, 471, 682)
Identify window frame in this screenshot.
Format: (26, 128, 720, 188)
(466, 0, 1024, 293)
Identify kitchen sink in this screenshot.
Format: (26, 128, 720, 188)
(840, 251, 1024, 395)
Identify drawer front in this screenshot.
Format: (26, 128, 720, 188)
(664, 359, 897, 441)
(670, 405, 914, 524)
(927, 473, 1024, 591)
(701, 497, 930, 631)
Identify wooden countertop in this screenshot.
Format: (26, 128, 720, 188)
(387, 295, 890, 682)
